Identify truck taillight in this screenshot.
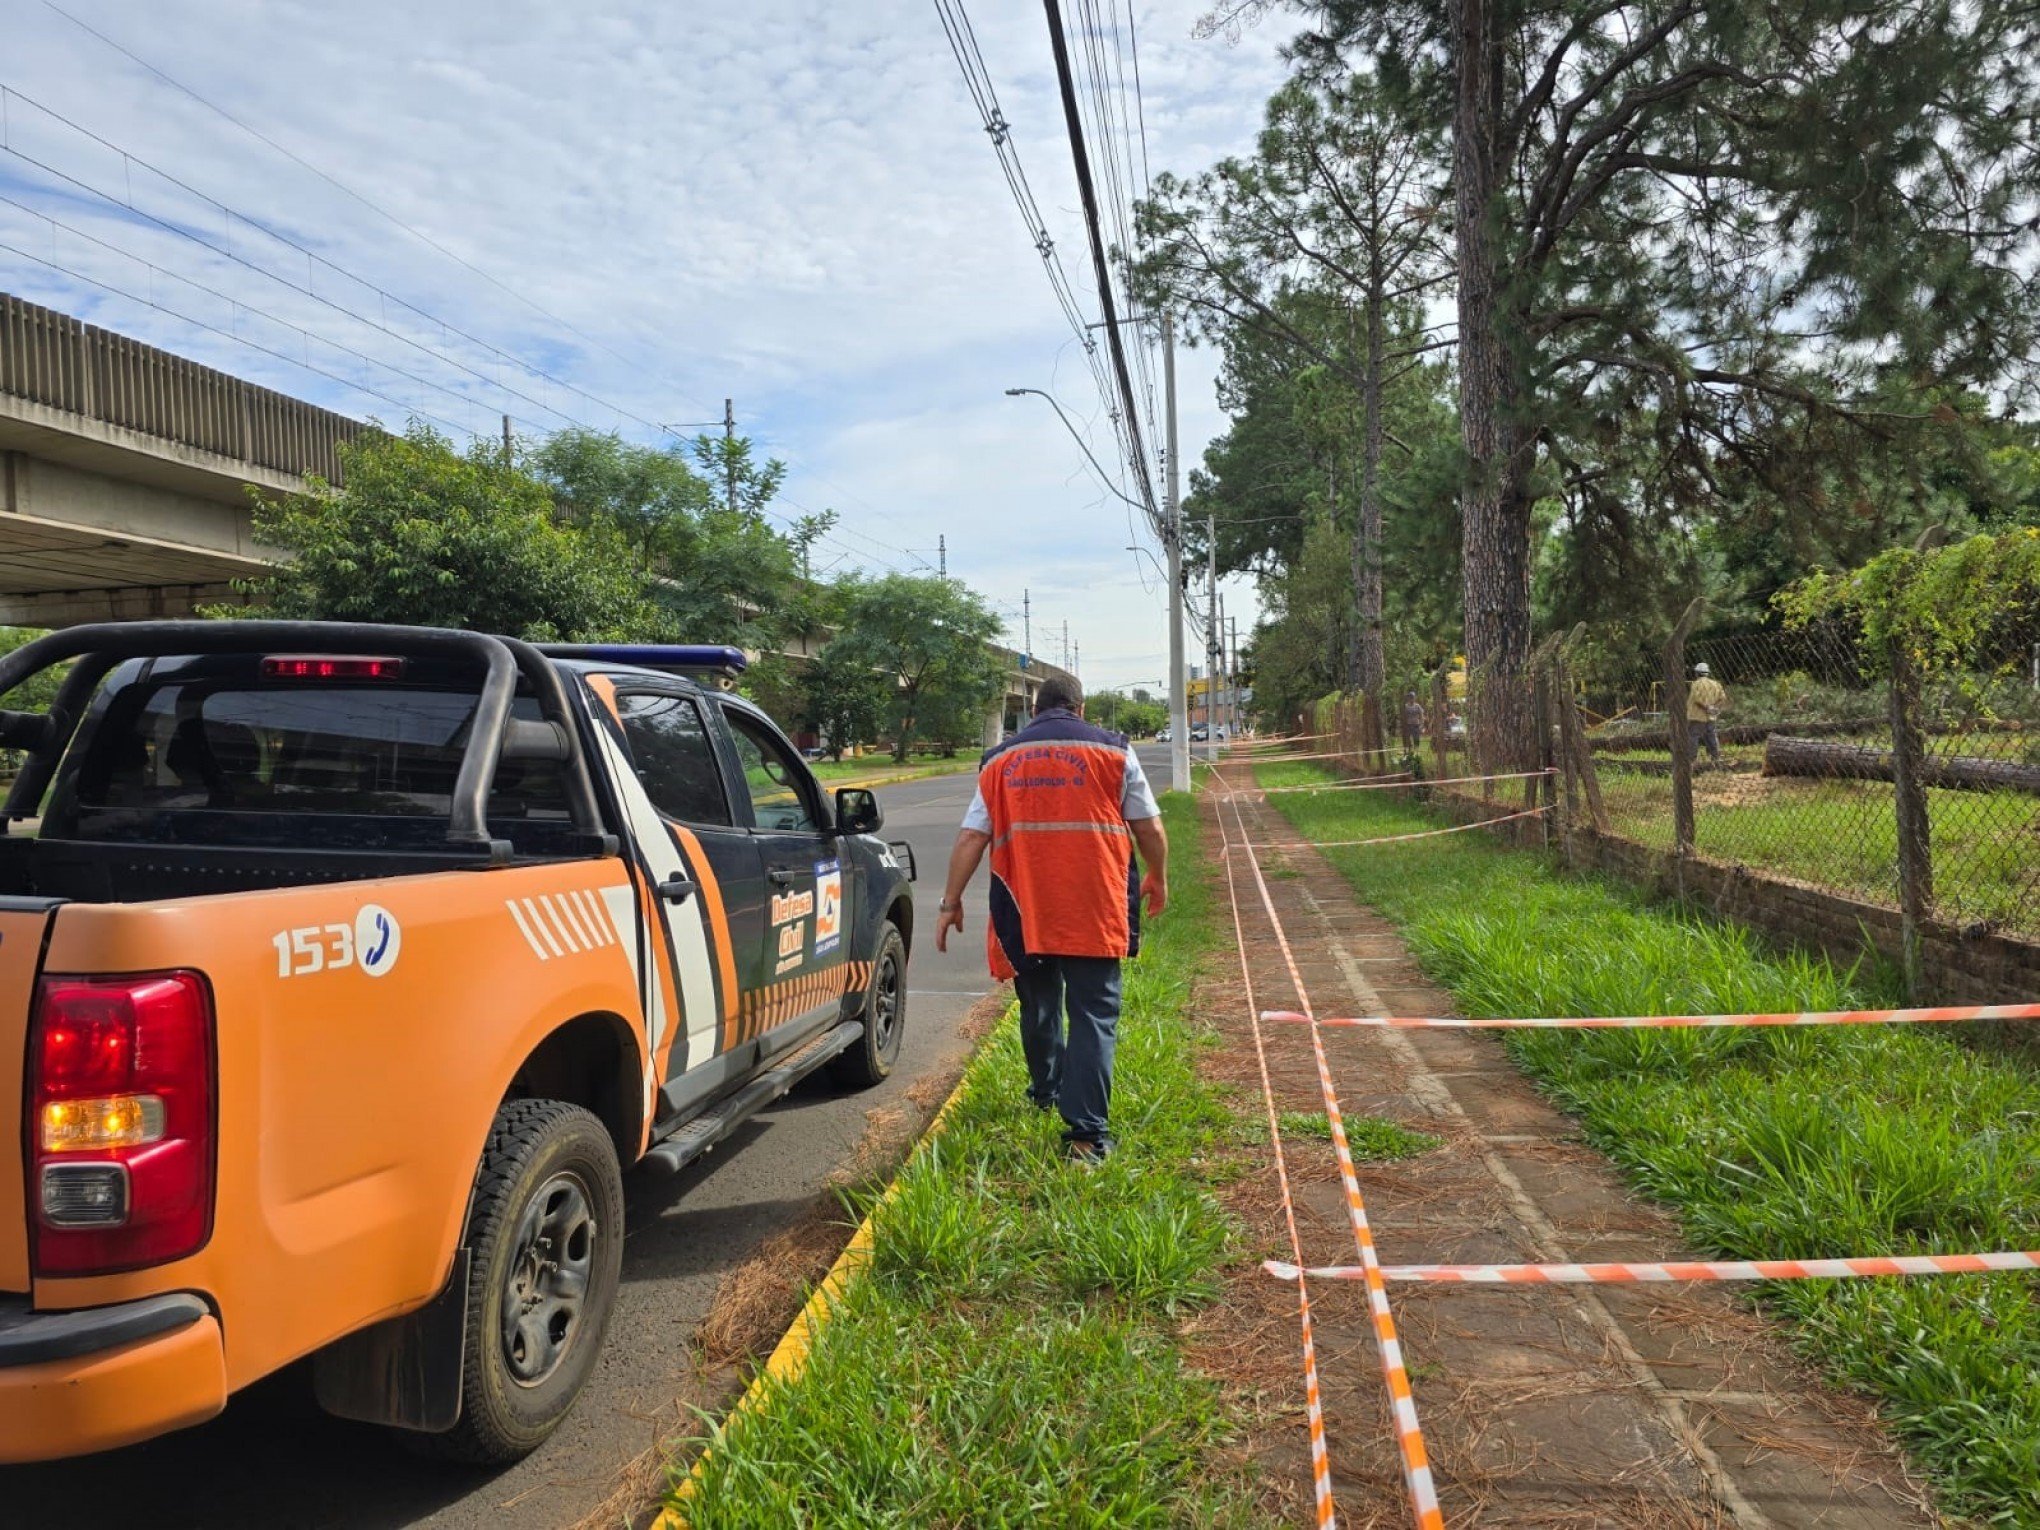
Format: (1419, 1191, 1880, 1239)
(28, 973, 215, 1276)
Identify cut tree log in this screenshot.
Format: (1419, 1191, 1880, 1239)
(1763, 735, 2040, 795)
(1590, 717, 1883, 753)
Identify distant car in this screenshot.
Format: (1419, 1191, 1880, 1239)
(1191, 724, 1210, 741)
(1155, 727, 1171, 743)
(1447, 714, 1467, 741)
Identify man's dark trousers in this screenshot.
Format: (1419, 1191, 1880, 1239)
(1015, 955, 1121, 1146)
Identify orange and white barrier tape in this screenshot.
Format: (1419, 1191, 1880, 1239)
(1232, 806, 1549, 853)
(1231, 731, 1339, 747)
(1220, 810, 1338, 1527)
(1241, 768, 1555, 797)
(1198, 747, 1372, 766)
(1266, 1250, 2040, 1284)
(1225, 792, 1446, 1530)
(1265, 1001, 2040, 1032)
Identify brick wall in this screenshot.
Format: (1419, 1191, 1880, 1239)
(1561, 829, 2040, 1006)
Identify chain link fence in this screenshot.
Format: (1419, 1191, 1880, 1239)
(1914, 624, 2040, 934)
(1557, 612, 2040, 948)
(1569, 621, 1908, 913)
(1292, 607, 2040, 966)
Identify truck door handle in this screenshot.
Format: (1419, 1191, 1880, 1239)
(658, 874, 698, 903)
(767, 869, 800, 886)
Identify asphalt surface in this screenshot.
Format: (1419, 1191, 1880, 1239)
(3, 766, 996, 1530)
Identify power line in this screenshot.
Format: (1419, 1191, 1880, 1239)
(0, 231, 478, 440)
(0, 81, 656, 439)
(37, 0, 720, 429)
(42, 0, 941, 543)
(932, 0, 1124, 460)
(20, 10, 1008, 595)
(1040, 0, 1161, 528)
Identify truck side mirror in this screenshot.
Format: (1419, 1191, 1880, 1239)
(835, 787, 883, 836)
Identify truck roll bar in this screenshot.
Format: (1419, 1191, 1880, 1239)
(0, 622, 612, 860)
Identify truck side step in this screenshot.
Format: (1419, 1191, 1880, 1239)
(642, 1020, 865, 1176)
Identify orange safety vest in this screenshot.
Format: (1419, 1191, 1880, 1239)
(979, 709, 1142, 980)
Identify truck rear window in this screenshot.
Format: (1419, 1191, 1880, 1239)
(47, 679, 570, 847)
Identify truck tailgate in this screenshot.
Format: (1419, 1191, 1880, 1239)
(0, 900, 57, 1293)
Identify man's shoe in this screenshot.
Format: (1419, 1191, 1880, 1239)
(1064, 1137, 1111, 1165)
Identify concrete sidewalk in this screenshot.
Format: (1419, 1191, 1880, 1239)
(1205, 783, 1935, 1528)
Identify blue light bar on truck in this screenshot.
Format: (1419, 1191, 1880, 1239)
(535, 644, 749, 682)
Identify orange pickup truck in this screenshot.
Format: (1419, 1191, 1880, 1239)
(0, 622, 915, 1464)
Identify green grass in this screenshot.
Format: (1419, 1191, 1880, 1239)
(1264, 1110, 1439, 1159)
(672, 792, 1261, 1527)
(1262, 762, 2040, 1525)
(807, 754, 978, 782)
(1592, 753, 2040, 936)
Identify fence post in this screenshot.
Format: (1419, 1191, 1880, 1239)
(1537, 664, 1558, 849)
(1430, 668, 1448, 781)
(1561, 625, 1609, 836)
(1889, 637, 1933, 1001)
(1553, 648, 1578, 859)
(1666, 598, 1705, 877)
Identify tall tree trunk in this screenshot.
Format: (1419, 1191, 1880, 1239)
(1453, 0, 1535, 771)
(1356, 281, 1387, 755)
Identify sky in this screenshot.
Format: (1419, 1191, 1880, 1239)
(0, 0, 1294, 690)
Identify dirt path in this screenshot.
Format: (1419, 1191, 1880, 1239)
(1197, 781, 1939, 1528)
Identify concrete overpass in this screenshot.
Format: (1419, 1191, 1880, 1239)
(0, 291, 360, 625)
(0, 292, 1066, 742)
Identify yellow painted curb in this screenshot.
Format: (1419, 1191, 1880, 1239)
(823, 759, 976, 793)
(655, 1037, 992, 1530)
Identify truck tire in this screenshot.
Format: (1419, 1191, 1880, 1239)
(832, 923, 906, 1088)
(416, 1099, 624, 1464)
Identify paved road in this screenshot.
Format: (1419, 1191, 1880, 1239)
(4, 768, 993, 1530)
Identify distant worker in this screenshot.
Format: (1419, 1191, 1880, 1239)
(936, 675, 1167, 1163)
(1688, 662, 1728, 765)
(1400, 689, 1426, 754)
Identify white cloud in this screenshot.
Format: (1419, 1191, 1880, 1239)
(1, 0, 1290, 682)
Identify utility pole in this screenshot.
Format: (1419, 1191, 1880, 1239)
(1163, 313, 1189, 794)
(1074, 639, 1080, 683)
(1024, 589, 1032, 660)
(501, 414, 512, 463)
(723, 398, 736, 514)
(1230, 615, 1241, 736)
(1207, 510, 1220, 762)
(1062, 619, 1070, 674)
(938, 534, 947, 577)
(1207, 591, 1224, 742)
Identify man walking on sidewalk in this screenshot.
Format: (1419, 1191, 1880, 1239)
(935, 676, 1168, 1162)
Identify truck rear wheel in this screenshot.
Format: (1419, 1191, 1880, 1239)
(831, 924, 906, 1088)
(418, 1099, 624, 1464)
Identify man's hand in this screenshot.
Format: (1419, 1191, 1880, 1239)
(935, 830, 990, 955)
(1141, 868, 1168, 919)
(1130, 815, 1169, 921)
